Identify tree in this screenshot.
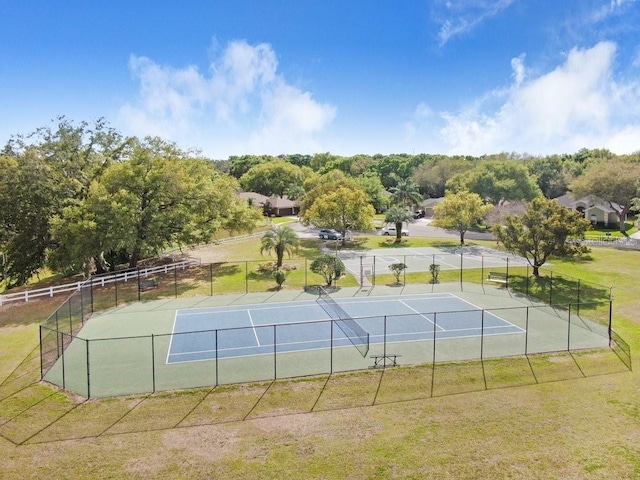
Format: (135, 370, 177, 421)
(384, 205, 414, 243)
(355, 173, 388, 213)
(389, 262, 407, 284)
(0, 118, 130, 285)
(304, 186, 375, 238)
(447, 161, 541, 205)
(389, 175, 423, 207)
(310, 254, 345, 287)
(298, 169, 353, 216)
(51, 137, 262, 271)
(260, 225, 299, 269)
(0, 153, 59, 286)
(239, 160, 306, 198)
(413, 155, 473, 198)
(493, 197, 591, 276)
(431, 191, 493, 245)
(570, 158, 640, 233)
(527, 155, 568, 199)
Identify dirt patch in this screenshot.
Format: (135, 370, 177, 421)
(161, 425, 240, 462)
(252, 410, 383, 442)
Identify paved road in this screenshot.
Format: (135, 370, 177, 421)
(288, 218, 495, 242)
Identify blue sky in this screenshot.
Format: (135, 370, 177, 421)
(1, 1, 639, 159)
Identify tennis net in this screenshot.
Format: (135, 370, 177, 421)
(316, 286, 369, 357)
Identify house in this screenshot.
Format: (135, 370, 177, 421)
(418, 197, 445, 218)
(556, 194, 625, 228)
(238, 192, 299, 217)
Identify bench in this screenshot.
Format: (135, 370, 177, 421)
(370, 353, 401, 368)
(139, 278, 158, 292)
(487, 272, 508, 284)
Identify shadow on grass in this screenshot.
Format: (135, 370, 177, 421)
(2, 347, 630, 446)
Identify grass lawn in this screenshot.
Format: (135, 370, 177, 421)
(0, 237, 639, 479)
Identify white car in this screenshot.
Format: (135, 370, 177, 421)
(381, 226, 408, 236)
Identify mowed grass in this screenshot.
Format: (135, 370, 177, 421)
(0, 239, 639, 479)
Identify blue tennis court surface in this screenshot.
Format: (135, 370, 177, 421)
(167, 293, 524, 364)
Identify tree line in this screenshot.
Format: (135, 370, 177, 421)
(2, 117, 639, 288)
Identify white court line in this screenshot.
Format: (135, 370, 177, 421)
(178, 301, 315, 317)
(247, 310, 261, 346)
(399, 299, 446, 332)
(447, 297, 526, 333)
(165, 309, 180, 364)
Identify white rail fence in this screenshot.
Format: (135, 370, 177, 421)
(0, 259, 200, 306)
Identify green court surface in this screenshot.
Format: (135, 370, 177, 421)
(43, 283, 611, 398)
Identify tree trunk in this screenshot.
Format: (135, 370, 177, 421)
(532, 265, 540, 277)
(129, 244, 141, 268)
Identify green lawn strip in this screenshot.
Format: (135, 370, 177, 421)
(178, 383, 271, 426)
(244, 376, 328, 419)
(526, 352, 586, 383)
(102, 389, 210, 435)
(312, 370, 381, 411)
(571, 348, 632, 376)
(25, 396, 144, 444)
(374, 364, 434, 403)
(482, 356, 538, 389)
(0, 325, 39, 383)
(431, 361, 487, 397)
(0, 387, 75, 444)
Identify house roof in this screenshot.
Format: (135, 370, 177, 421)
(565, 194, 621, 214)
(238, 192, 298, 209)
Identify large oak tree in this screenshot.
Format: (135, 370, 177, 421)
(493, 197, 591, 276)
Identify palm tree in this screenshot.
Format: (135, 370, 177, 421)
(260, 225, 299, 269)
(389, 175, 423, 208)
(384, 205, 414, 243)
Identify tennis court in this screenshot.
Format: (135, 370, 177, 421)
(42, 283, 612, 398)
(167, 293, 523, 364)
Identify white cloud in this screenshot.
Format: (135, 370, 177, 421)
(511, 54, 526, 86)
(413, 42, 640, 155)
(119, 40, 336, 157)
(435, 0, 515, 46)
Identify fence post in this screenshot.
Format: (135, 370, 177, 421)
(330, 321, 334, 375)
(39, 326, 44, 379)
(505, 257, 510, 289)
(210, 263, 213, 296)
(86, 339, 91, 399)
(549, 271, 553, 305)
(215, 329, 219, 386)
(372, 255, 376, 286)
(383, 315, 387, 363)
(459, 248, 463, 287)
(245, 261, 249, 294)
(273, 325, 277, 380)
(525, 306, 529, 355)
(403, 255, 407, 286)
(577, 280, 581, 317)
(567, 303, 572, 351)
(151, 334, 156, 393)
(430, 312, 437, 397)
(174, 265, 178, 298)
(137, 267, 141, 302)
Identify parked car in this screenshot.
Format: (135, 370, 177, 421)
(318, 228, 343, 240)
(381, 226, 408, 236)
(413, 210, 425, 219)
